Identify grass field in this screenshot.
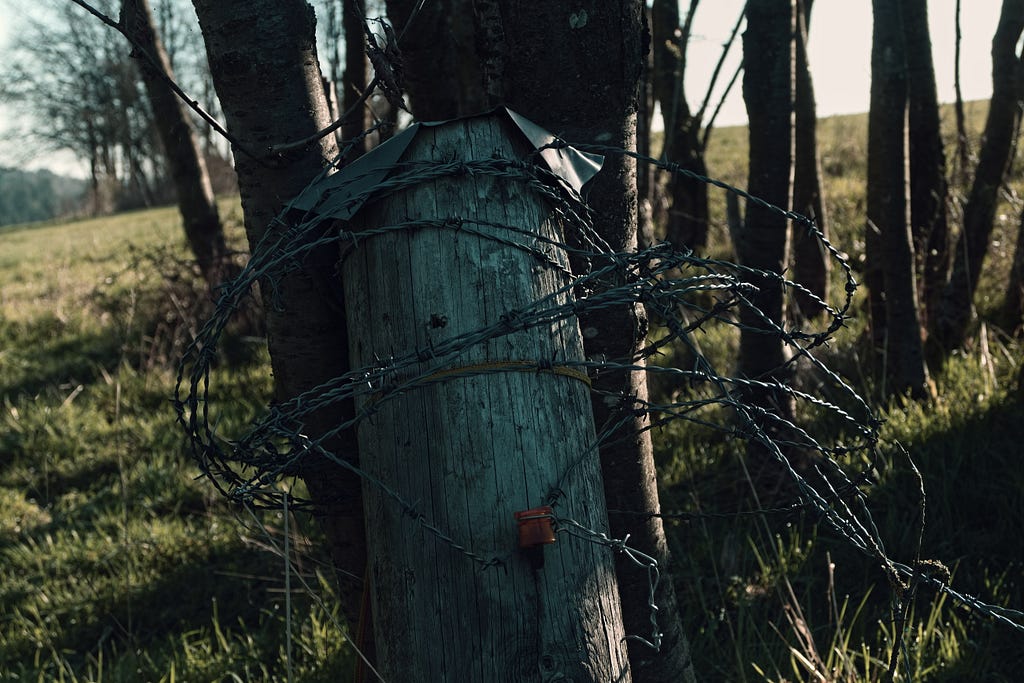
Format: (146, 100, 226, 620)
(0, 202, 354, 681)
(659, 99, 1024, 681)
(2, 101, 1023, 681)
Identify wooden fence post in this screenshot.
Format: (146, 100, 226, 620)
(340, 112, 630, 681)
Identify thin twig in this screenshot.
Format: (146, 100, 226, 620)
(662, 0, 701, 156)
(269, 76, 381, 155)
(270, 0, 426, 154)
(702, 60, 744, 150)
(67, 0, 260, 160)
(694, 0, 747, 133)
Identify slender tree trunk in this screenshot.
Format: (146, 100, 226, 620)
(342, 0, 368, 160)
(953, 0, 971, 187)
(901, 0, 950, 347)
(321, 0, 343, 117)
(191, 0, 370, 660)
(1005, 206, 1024, 331)
(475, 2, 696, 681)
(867, 0, 929, 398)
(792, 0, 830, 318)
(637, 6, 655, 250)
(384, 0, 484, 120)
(121, 0, 229, 287)
(738, 0, 797, 425)
(88, 148, 102, 216)
(124, 139, 156, 208)
(652, 0, 709, 252)
(937, 0, 1024, 351)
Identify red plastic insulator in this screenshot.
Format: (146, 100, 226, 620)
(514, 506, 556, 548)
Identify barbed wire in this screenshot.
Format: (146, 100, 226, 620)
(556, 515, 665, 651)
(174, 120, 1024, 668)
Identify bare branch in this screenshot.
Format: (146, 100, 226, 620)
(271, 1, 432, 155)
(681, 0, 700, 43)
(953, 0, 970, 185)
(67, 0, 261, 161)
(701, 59, 744, 149)
(268, 76, 382, 156)
(694, 1, 747, 131)
(68, 0, 120, 29)
(662, 0, 700, 155)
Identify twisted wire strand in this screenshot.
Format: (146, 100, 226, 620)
(173, 135, 1024, 647)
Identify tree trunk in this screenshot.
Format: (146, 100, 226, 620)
(652, 0, 709, 252)
(341, 113, 628, 682)
(121, 0, 229, 288)
(341, 0, 368, 160)
(474, 3, 696, 681)
(384, 0, 485, 120)
(190, 0, 370, 659)
(637, 5, 655, 250)
(738, 0, 796, 425)
(1005, 206, 1024, 332)
(320, 0, 343, 117)
(953, 0, 971, 187)
(867, 0, 929, 398)
(937, 0, 1024, 351)
(792, 0, 830, 318)
(901, 0, 950, 347)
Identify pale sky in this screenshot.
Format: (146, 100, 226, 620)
(687, 0, 1000, 126)
(0, 1, 1006, 176)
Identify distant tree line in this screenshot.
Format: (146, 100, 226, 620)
(0, 0, 235, 217)
(0, 168, 86, 227)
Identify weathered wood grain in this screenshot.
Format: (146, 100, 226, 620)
(342, 114, 629, 682)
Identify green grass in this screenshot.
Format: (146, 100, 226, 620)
(0, 200, 356, 681)
(2, 98, 1023, 681)
(649, 99, 1024, 681)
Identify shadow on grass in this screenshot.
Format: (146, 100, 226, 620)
(866, 394, 1024, 572)
(0, 540, 293, 672)
(821, 392, 1024, 678)
(663, 390, 1024, 680)
(1, 329, 123, 400)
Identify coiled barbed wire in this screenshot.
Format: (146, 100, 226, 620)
(174, 131, 1024, 647)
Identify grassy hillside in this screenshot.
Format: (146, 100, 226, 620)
(1, 99, 1023, 681)
(0, 202, 354, 682)
(0, 167, 87, 228)
(654, 100, 1024, 681)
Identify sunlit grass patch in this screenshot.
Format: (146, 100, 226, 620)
(0, 198, 355, 681)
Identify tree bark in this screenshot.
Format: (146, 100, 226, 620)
(637, 5, 655, 250)
(121, 0, 230, 287)
(190, 0, 370, 659)
(475, 3, 696, 681)
(953, 0, 971, 187)
(937, 0, 1024, 351)
(1005, 206, 1024, 332)
(342, 114, 628, 682)
(901, 0, 950, 346)
(867, 0, 929, 398)
(384, 0, 485, 120)
(652, 0, 709, 252)
(320, 0, 343, 116)
(792, 0, 830, 318)
(341, 0, 369, 160)
(738, 0, 796, 425)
